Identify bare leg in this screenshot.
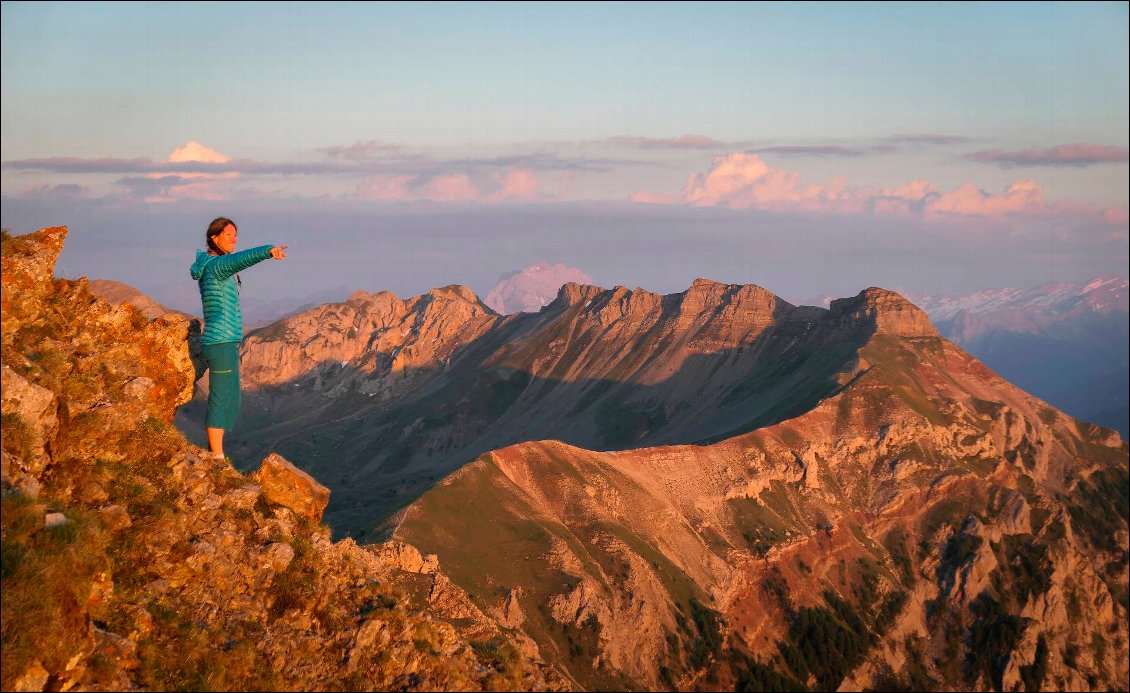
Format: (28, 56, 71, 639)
(206, 427, 225, 459)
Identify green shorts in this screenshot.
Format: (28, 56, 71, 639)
(202, 341, 241, 431)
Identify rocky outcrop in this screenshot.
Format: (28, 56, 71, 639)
(238, 284, 499, 402)
(253, 452, 331, 522)
(1, 364, 58, 481)
(828, 286, 938, 337)
(1, 227, 563, 692)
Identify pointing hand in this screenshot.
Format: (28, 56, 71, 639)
(271, 246, 288, 260)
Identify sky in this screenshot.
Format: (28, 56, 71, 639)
(2, 1, 1127, 313)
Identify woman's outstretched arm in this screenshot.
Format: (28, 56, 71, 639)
(208, 245, 279, 281)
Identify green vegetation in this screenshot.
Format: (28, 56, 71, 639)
(594, 521, 702, 608)
(941, 531, 982, 568)
(852, 558, 907, 635)
(398, 457, 629, 690)
(1067, 466, 1129, 558)
(865, 636, 938, 692)
(988, 536, 1052, 609)
(966, 593, 1028, 692)
(756, 481, 809, 533)
(761, 566, 791, 611)
(859, 335, 955, 428)
(727, 497, 794, 557)
(0, 412, 36, 462)
(678, 598, 724, 670)
(1, 492, 111, 686)
(882, 526, 915, 586)
(470, 638, 526, 689)
(732, 651, 808, 692)
(0, 228, 36, 256)
(778, 590, 875, 691)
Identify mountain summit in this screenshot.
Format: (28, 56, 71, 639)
(485, 261, 594, 314)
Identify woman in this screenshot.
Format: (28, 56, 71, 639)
(190, 217, 288, 459)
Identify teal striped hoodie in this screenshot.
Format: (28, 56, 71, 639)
(190, 245, 275, 345)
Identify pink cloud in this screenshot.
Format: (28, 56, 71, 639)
(488, 169, 541, 202)
(1104, 206, 1130, 225)
(630, 190, 681, 205)
(966, 143, 1129, 167)
(168, 141, 230, 164)
(880, 179, 938, 201)
(926, 180, 1044, 217)
(680, 152, 859, 212)
(636, 151, 1121, 222)
(422, 174, 479, 202)
(143, 141, 237, 203)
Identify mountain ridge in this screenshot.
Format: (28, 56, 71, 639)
(209, 273, 957, 534)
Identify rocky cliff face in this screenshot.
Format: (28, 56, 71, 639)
(1, 228, 564, 692)
(396, 309, 1129, 691)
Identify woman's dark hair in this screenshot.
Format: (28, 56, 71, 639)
(205, 217, 241, 288)
(206, 217, 237, 255)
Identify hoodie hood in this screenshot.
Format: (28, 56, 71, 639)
(190, 250, 214, 280)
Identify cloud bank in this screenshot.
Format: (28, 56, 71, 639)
(634, 151, 1124, 222)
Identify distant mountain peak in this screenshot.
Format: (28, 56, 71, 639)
(830, 287, 938, 337)
(485, 262, 594, 314)
(427, 283, 482, 304)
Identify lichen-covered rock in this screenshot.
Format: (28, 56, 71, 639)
(253, 452, 330, 522)
(1, 364, 58, 477)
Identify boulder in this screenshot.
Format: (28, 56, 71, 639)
(10, 661, 49, 692)
(1, 364, 59, 476)
(252, 453, 330, 522)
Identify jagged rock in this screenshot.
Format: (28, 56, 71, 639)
(224, 483, 263, 512)
(252, 452, 330, 522)
(368, 540, 439, 574)
(121, 376, 155, 401)
(828, 287, 938, 337)
(1, 364, 58, 476)
(76, 480, 109, 505)
(0, 226, 67, 311)
(353, 618, 390, 650)
(265, 541, 296, 572)
(10, 662, 49, 692)
(493, 587, 525, 628)
(99, 505, 132, 532)
(93, 626, 139, 671)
